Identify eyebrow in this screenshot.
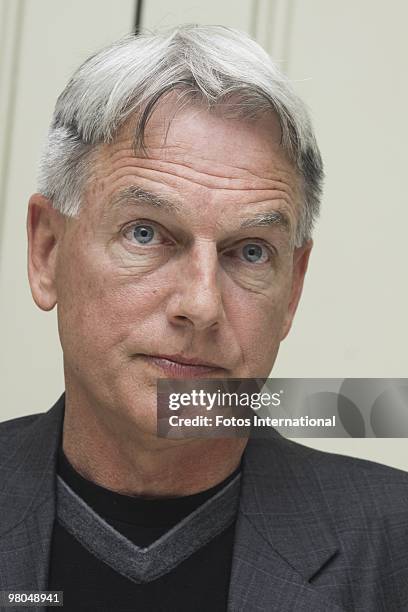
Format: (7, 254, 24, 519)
(240, 211, 291, 233)
(110, 186, 181, 214)
(109, 186, 292, 234)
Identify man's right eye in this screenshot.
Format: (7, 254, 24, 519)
(132, 224, 155, 244)
(123, 222, 164, 246)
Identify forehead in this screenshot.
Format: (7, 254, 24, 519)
(125, 95, 294, 176)
(85, 97, 301, 233)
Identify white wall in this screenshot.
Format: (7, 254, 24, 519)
(273, 0, 408, 379)
(0, 0, 407, 469)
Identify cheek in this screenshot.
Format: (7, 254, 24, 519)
(228, 283, 291, 371)
(56, 243, 179, 368)
(55, 245, 154, 357)
(242, 299, 286, 342)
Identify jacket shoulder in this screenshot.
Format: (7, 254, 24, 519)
(0, 412, 44, 454)
(290, 437, 408, 479)
(0, 412, 43, 434)
(277, 437, 408, 516)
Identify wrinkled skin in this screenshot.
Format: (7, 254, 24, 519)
(27, 99, 312, 494)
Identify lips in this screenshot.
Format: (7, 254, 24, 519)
(140, 354, 225, 378)
(152, 353, 221, 367)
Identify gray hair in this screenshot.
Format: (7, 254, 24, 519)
(38, 24, 324, 246)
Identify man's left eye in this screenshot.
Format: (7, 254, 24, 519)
(240, 243, 270, 264)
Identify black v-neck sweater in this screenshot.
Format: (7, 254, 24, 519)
(47, 447, 241, 612)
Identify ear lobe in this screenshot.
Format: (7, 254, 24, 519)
(280, 240, 313, 341)
(27, 194, 64, 311)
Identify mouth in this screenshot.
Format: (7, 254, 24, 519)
(139, 354, 226, 378)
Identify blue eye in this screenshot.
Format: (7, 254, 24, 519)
(242, 243, 266, 263)
(133, 225, 155, 244)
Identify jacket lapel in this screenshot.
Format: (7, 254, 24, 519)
(0, 394, 64, 600)
(228, 429, 344, 611)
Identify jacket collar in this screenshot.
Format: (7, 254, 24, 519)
(227, 429, 343, 611)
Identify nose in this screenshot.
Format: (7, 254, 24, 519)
(166, 241, 225, 331)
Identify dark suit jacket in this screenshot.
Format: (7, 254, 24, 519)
(0, 393, 407, 611)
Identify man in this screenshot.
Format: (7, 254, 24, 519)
(0, 24, 407, 612)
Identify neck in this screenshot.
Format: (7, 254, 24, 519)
(62, 391, 248, 499)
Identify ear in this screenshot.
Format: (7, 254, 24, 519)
(27, 194, 65, 311)
(280, 239, 313, 341)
